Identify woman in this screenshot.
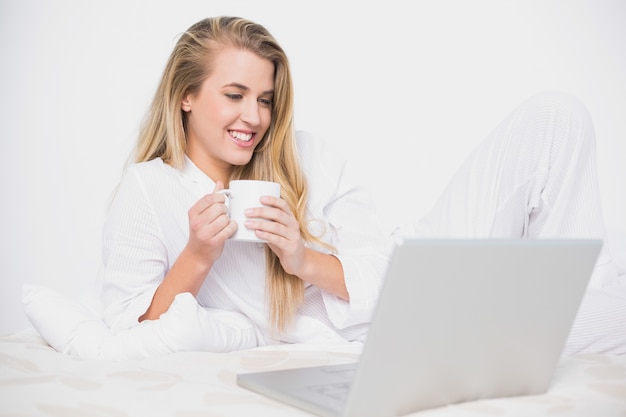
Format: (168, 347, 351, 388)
(99, 15, 392, 357)
(23, 16, 393, 359)
(24, 16, 624, 358)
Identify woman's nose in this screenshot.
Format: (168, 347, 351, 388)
(240, 100, 261, 126)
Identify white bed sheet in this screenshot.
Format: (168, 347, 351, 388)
(1, 329, 625, 417)
(4, 231, 625, 416)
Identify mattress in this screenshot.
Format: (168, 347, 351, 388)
(1, 329, 625, 416)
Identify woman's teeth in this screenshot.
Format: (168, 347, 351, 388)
(230, 131, 252, 142)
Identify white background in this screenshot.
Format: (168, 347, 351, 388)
(1, 0, 624, 335)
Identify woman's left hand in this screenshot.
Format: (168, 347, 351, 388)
(244, 196, 306, 277)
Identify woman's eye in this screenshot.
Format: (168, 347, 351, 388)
(226, 93, 243, 100)
(258, 98, 273, 107)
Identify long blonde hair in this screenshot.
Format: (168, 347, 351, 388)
(135, 16, 322, 332)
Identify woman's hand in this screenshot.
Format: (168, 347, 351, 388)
(186, 181, 238, 268)
(245, 195, 348, 300)
(244, 195, 306, 276)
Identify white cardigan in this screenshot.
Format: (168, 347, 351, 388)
(100, 131, 394, 344)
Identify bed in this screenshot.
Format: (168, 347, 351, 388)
(3, 231, 626, 416)
(0, 329, 625, 416)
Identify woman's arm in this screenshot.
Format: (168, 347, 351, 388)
(139, 185, 237, 321)
(294, 131, 395, 328)
(102, 162, 236, 331)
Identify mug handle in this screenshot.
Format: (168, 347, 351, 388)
(216, 189, 231, 209)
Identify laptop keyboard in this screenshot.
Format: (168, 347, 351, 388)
(308, 382, 351, 402)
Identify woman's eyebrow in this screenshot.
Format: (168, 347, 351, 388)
(223, 82, 274, 95)
(223, 82, 248, 90)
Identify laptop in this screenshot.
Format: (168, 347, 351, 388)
(237, 239, 602, 417)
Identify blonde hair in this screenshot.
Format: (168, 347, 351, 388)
(135, 16, 325, 332)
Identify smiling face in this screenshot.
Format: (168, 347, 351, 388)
(181, 46, 275, 183)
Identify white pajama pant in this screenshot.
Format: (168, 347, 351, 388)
(401, 91, 625, 355)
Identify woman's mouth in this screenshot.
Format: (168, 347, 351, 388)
(229, 130, 253, 142)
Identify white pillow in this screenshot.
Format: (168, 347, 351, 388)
(22, 285, 262, 359)
(22, 284, 110, 358)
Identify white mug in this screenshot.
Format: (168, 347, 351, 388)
(219, 180, 281, 242)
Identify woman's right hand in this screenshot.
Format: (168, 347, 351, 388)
(185, 181, 237, 268)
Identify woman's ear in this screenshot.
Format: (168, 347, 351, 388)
(181, 96, 192, 112)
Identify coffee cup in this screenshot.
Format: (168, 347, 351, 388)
(219, 180, 281, 242)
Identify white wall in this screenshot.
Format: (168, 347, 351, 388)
(1, 0, 624, 335)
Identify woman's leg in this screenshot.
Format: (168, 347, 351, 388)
(402, 91, 625, 354)
(408, 92, 604, 241)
